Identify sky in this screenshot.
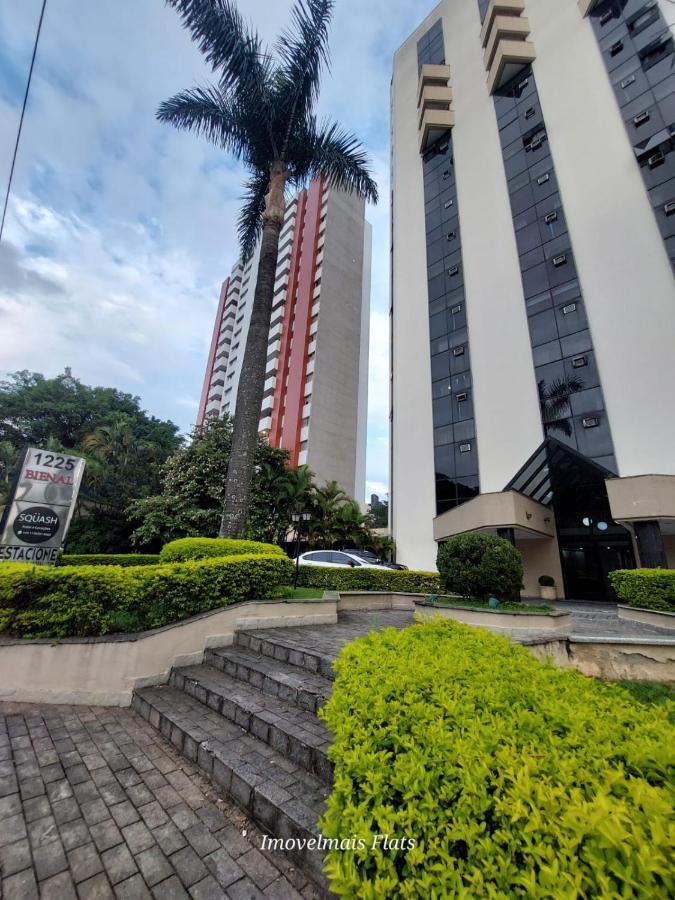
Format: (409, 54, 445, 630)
(0, 0, 434, 501)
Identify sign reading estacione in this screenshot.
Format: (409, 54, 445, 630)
(0, 448, 86, 565)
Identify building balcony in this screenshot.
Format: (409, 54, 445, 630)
(486, 39, 536, 94)
(483, 16, 530, 71)
(263, 375, 276, 394)
(419, 108, 456, 153)
(480, 0, 525, 46)
(268, 320, 284, 342)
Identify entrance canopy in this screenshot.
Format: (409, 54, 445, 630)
(504, 437, 617, 508)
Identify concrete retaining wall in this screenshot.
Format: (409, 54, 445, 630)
(526, 637, 675, 682)
(617, 605, 675, 631)
(414, 602, 571, 633)
(0, 600, 337, 707)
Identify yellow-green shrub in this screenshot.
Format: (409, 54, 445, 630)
(0, 553, 293, 639)
(609, 569, 675, 612)
(320, 619, 674, 898)
(59, 553, 160, 567)
(296, 565, 440, 594)
(159, 536, 285, 563)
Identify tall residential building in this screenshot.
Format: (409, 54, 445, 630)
(391, 0, 675, 599)
(199, 179, 371, 502)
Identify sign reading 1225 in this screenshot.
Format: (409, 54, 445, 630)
(32, 452, 76, 471)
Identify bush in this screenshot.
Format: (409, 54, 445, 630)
(538, 574, 555, 587)
(320, 619, 674, 898)
(59, 554, 160, 567)
(159, 537, 285, 563)
(296, 565, 440, 594)
(0, 553, 293, 639)
(609, 569, 675, 612)
(437, 532, 523, 600)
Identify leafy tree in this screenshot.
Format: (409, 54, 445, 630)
(128, 417, 292, 548)
(158, 0, 378, 539)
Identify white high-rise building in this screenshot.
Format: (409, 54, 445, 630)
(391, 0, 675, 598)
(199, 179, 371, 502)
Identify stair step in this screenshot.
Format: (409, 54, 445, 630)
(235, 630, 336, 680)
(171, 664, 333, 784)
(132, 685, 328, 885)
(205, 645, 333, 714)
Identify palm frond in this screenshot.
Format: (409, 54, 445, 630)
(165, 0, 266, 96)
(156, 86, 247, 156)
(290, 118, 379, 202)
(237, 170, 270, 261)
(545, 376, 584, 402)
(275, 0, 333, 151)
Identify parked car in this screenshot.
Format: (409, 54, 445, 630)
(339, 549, 409, 571)
(296, 550, 383, 569)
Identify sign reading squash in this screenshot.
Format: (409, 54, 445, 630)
(0, 448, 86, 564)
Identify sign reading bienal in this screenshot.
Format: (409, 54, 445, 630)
(0, 448, 86, 565)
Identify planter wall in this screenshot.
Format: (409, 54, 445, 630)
(414, 602, 571, 633)
(0, 599, 337, 707)
(617, 605, 675, 631)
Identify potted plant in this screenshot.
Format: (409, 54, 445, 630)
(538, 575, 557, 601)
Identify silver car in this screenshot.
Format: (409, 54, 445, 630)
(296, 550, 383, 569)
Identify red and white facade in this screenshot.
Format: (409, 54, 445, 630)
(198, 179, 371, 502)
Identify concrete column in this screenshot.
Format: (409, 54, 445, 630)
(634, 520, 668, 569)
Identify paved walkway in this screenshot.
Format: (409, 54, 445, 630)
(1, 606, 672, 900)
(0, 704, 320, 900)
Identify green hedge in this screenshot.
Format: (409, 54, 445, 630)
(159, 537, 285, 563)
(59, 554, 160, 567)
(437, 532, 523, 600)
(0, 553, 293, 639)
(320, 619, 674, 898)
(296, 565, 440, 594)
(609, 569, 675, 612)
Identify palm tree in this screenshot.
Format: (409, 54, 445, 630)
(538, 376, 584, 438)
(159, 0, 378, 538)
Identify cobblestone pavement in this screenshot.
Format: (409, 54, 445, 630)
(254, 607, 675, 652)
(0, 703, 321, 900)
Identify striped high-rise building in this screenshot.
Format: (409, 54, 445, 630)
(391, 0, 675, 599)
(198, 179, 371, 502)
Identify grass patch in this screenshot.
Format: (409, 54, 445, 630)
(270, 585, 325, 600)
(425, 595, 553, 613)
(613, 680, 675, 709)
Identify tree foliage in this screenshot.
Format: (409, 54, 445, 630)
(128, 417, 386, 554)
(0, 370, 181, 552)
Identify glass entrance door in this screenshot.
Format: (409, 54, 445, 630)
(560, 539, 635, 601)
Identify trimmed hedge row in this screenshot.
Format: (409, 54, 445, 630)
(59, 554, 160, 567)
(159, 537, 285, 563)
(0, 553, 293, 639)
(609, 569, 675, 612)
(320, 619, 674, 898)
(296, 565, 440, 594)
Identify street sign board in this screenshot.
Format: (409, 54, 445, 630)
(0, 448, 86, 564)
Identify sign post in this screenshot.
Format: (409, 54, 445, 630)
(0, 448, 86, 565)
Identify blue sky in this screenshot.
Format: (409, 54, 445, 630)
(0, 0, 434, 500)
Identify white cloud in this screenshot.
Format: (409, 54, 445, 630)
(0, 0, 434, 475)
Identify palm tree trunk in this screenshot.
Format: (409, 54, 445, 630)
(219, 162, 287, 537)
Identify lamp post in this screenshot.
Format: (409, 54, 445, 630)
(291, 511, 312, 589)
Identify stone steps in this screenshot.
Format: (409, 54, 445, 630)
(170, 663, 333, 783)
(205, 645, 333, 713)
(132, 625, 347, 893)
(234, 629, 336, 680)
(132, 683, 329, 886)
